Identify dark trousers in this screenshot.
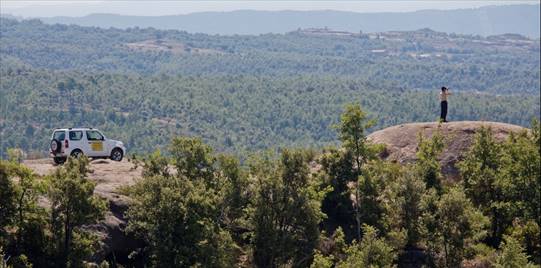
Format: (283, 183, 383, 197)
(440, 101, 448, 122)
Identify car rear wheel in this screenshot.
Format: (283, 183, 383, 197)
(110, 148, 123, 161)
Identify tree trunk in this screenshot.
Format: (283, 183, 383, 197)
(354, 137, 363, 241)
(16, 188, 27, 253)
(355, 186, 361, 241)
(64, 211, 71, 267)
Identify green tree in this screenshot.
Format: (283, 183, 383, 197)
(336, 225, 396, 268)
(6, 148, 24, 163)
(459, 127, 505, 246)
(169, 137, 215, 186)
(312, 225, 396, 268)
(136, 150, 170, 178)
(336, 104, 380, 240)
(0, 160, 48, 267)
(125, 137, 235, 267)
(310, 253, 334, 268)
(251, 149, 328, 268)
(126, 174, 234, 267)
(507, 219, 541, 264)
(356, 161, 391, 236)
(421, 187, 489, 268)
(310, 227, 347, 268)
(216, 154, 251, 243)
(531, 118, 540, 156)
(0, 161, 17, 244)
(498, 128, 541, 227)
(459, 124, 541, 251)
(47, 157, 106, 267)
(319, 148, 357, 238)
(495, 236, 538, 268)
(415, 130, 444, 192)
(386, 167, 426, 248)
(496, 127, 541, 263)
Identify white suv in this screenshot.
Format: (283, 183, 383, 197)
(50, 128, 126, 164)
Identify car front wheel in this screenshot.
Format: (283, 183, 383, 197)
(110, 148, 123, 161)
(71, 150, 83, 158)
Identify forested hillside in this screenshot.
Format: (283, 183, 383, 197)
(2, 18, 539, 94)
(0, 18, 539, 157)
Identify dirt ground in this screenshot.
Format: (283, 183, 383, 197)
(23, 158, 142, 201)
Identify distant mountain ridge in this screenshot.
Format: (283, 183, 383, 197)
(33, 4, 540, 37)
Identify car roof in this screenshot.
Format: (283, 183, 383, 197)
(54, 128, 98, 131)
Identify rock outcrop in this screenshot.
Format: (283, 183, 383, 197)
(367, 121, 526, 178)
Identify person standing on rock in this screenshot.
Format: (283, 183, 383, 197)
(440, 86, 451, 122)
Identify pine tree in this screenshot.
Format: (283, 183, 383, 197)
(386, 167, 426, 248)
(252, 149, 328, 268)
(125, 137, 236, 267)
(415, 129, 444, 192)
(336, 225, 396, 268)
(0, 161, 17, 243)
(458, 127, 504, 246)
(0, 160, 48, 267)
(335, 104, 381, 240)
(47, 157, 106, 267)
(495, 236, 537, 268)
(421, 187, 489, 267)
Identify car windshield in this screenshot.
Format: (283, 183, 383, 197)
(86, 130, 104, 141)
(53, 131, 65, 141)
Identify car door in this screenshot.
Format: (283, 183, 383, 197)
(68, 130, 87, 155)
(86, 130, 106, 157)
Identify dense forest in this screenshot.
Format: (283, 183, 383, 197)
(1, 18, 539, 93)
(1, 105, 540, 267)
(0, 18, 539, 157)
(1, 67, 539, 157)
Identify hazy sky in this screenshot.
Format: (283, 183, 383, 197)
(1, 0, 538, 17)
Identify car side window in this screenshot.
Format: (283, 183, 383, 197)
(53, 131, 65, 141)
(86, 130, 104, 141)
(69, 131, 83, 141)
